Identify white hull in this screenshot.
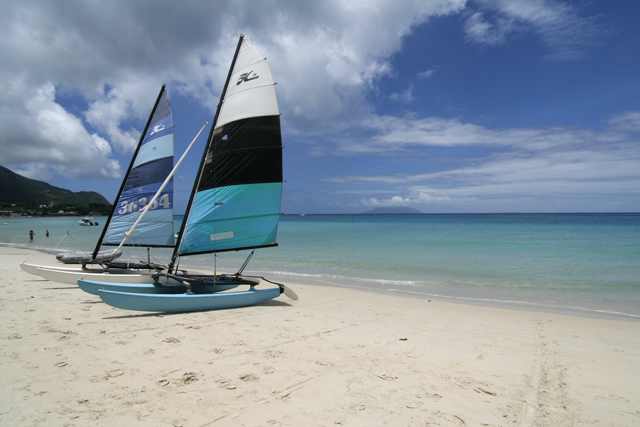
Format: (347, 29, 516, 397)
(37, 267, 160, 285)
(20, 262, 53, 276)
(21, 262, 136, 276)
(20, 263, 103, 276)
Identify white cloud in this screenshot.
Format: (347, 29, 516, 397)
(0, 0, 627, 214)
(0, 0, 467, 181)
(321, 110, 640, 208)
(608, 111, 640, 133)
(415, 192, 457, 204)
(361, 195, 411, 207)
(463, 11, 516, 45)
(84, 84, 141, 153)
(389, 85, 415, 104)
(0, 80, 121, 179)
(326, 112, 632, 155)
(417, 70, 435, 79)
(464, 0, 604, 60)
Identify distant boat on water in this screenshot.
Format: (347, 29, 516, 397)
(78, 217, 99, 226)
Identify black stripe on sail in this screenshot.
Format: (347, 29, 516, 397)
(198, 115, 282, 191)
(123, 156, 174, 191)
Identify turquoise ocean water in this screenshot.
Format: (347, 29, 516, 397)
(2, 213, 639, 319)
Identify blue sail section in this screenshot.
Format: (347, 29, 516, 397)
(133, 132, 173, 169)
(103, 90, 175, 247)
(178, 183, 282, 254)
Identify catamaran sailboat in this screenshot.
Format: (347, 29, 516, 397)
(27, 85, 187, 282)
(83, 34, 297, 311)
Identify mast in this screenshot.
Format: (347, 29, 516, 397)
(92, 84, 166, 261)
(168, 34, 245, 273)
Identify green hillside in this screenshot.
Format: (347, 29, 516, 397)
(0, 165, 110, 208)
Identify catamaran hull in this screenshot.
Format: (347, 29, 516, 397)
(77, 279, 238, 296)
(99, 287, 281, 312)
(20, 262, 50, 276)
(21, 262, 135, 277)
(37, 267, 168, 285)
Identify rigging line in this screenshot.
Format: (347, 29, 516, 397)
(55, 217, 83, 251)
(51, 229, 69, 252)
(145, 246, 167, 266)
(114, 235, 168, 266)
(64, 231, 88, 254)
(237, 250, 254, 276)
(122, 237, 148, 261)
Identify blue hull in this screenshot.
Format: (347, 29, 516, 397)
(77, 279, 238, 296)
(99, 287, 281, 312)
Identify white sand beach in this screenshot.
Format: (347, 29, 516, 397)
(1, 246, 639, 426)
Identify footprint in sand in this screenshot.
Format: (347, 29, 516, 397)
(239, 373, 259, 382)
(439, 413, 466, 425)
(104, 369, 125, 379)
(182, 372, 199, 384)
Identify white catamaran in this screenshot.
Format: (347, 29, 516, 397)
(80, 34, 297, 311)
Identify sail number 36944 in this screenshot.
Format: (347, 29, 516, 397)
(118, 194, 171, 214)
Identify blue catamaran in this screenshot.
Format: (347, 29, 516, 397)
(95, 84, 176, 266)
(35, 85, 198, 285)
(22, 85, 181, 277)
(90, 34, 297, 312)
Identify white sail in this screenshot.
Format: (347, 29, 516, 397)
(216, 39, 280, 128)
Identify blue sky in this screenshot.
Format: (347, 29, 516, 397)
(1, 0, 639, 213)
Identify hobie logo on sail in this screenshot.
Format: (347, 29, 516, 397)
(237, 71, 259, 85)
(150, 124, 165, 135)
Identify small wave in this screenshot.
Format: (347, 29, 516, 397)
(381, 287, 640, 319)
(239, 267, 640, 320)
(247, 268, 420, 286)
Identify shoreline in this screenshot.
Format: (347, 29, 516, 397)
(10, 243, 640, 322)
(265, 270, 640, 323)
(1, 246, 640, 425)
